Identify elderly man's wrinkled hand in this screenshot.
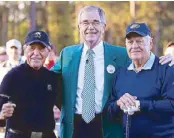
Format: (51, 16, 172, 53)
(121, 100, 140, 115)
(0, 103, 16, 119)
(159, 54, 174, 66)
(117, 93, 137, 108)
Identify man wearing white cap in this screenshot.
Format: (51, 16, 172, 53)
(0, 39, 24, 84)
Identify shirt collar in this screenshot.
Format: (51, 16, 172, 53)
(128, 52, 155, 71)
(83, 41, 104, 57)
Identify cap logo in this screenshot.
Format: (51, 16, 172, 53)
(130, 24, 140, 29)
(34, 32, 41, 38)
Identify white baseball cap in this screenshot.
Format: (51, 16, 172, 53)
(6, 39, 22, 49)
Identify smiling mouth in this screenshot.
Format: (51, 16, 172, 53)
(131, 50, 142, 52)
(31, 58, 42, 61)
(86, 32, 97, 34)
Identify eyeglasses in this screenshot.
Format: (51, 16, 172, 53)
(80, 21, 102, 27)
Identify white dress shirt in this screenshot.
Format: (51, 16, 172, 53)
(75, 41, 104, 114)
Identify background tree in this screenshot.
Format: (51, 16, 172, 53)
(0, 1, 174, 56)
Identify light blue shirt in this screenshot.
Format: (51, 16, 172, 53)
(128, 52, 155, 71)
(75, 41, 104, 114)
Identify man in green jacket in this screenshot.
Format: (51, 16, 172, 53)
(51, 5, 174, 138)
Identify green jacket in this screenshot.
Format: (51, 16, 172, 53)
(51, 42, 130, 138)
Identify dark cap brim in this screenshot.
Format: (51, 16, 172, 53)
(125, 31, 147, 38)
(25, 40, 49, 47)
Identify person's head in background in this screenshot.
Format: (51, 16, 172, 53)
(165, 41, 174, 56)
(6, 39, 22, 62)
(0, 46, 8, 63)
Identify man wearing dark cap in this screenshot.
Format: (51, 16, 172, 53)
(106, 22, 174, 138)
(0, 31, 62, 138)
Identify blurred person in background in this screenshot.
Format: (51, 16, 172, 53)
(165, 41, 174, 56)
(0, 39, 24, 84)
(44, 44, 58, 69)
(0, 46, 8, 63)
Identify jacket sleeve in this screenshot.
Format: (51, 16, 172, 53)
(54, 73, 63, 109)
(104, 69, 122, 121)
(0, 71, 15, 126)
(50, 49, 63, 73)
(140, 66, 174, 113)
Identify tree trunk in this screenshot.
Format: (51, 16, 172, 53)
(29, 1, 36, 31)
(1, 7, 8, 45)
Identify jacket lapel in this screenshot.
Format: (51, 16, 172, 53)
(102, 42, 117, 108)
(70, 44, 83, 106)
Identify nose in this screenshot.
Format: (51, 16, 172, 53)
(132, 41, 139, 48)
(33, 48, 40, 55)
(87, 23, 95, 29)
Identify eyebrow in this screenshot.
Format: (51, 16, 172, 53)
(81, 19, 100, 22)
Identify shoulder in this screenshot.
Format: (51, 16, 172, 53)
(104, 42, 128, 56)
(154, 56, 168, 69)
(4, 64, 24, 77)
(153, 56, 174, 77)
(0, 64, 24, 88)
(62, 44, 82, 52)
(43, 67, 62, 80)
(104, 42, 126, 52)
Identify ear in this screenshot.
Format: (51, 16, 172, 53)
(103, 24, 106, 29)
(47, 46, 51, 52)
(102, 24, 106, 34)
(78, 25, 80, 31)
(149, 38, 153, 50)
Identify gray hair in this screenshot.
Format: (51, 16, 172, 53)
(77, 5, 106, 24)
(143, 35, 153, 52)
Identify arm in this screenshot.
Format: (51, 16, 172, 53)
(159, 54, 174, 66)
(104, 70, 122, 121)
(140, 66, 174, 113)
(50, 49, 63, 73)
(0, 72, 16, 126)
(54, 73, 63, 109)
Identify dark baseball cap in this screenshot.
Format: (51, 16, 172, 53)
(24, 30, 50, 47)
(125, 23, 151, 38)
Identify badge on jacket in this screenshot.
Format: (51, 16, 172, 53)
(47, 84, 52, 91)
(107, 64, 115, 74)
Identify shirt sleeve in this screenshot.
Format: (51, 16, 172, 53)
(140, 65, 174, 113)
(104, 69, 122, 121)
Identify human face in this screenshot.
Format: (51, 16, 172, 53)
(7, 46, 21, 60)
(126, 34, 152, 62)
(24, 43, 49, 70)
(78, 10, 106, 48)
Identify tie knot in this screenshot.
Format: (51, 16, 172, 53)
(87, 49, 94, 56)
